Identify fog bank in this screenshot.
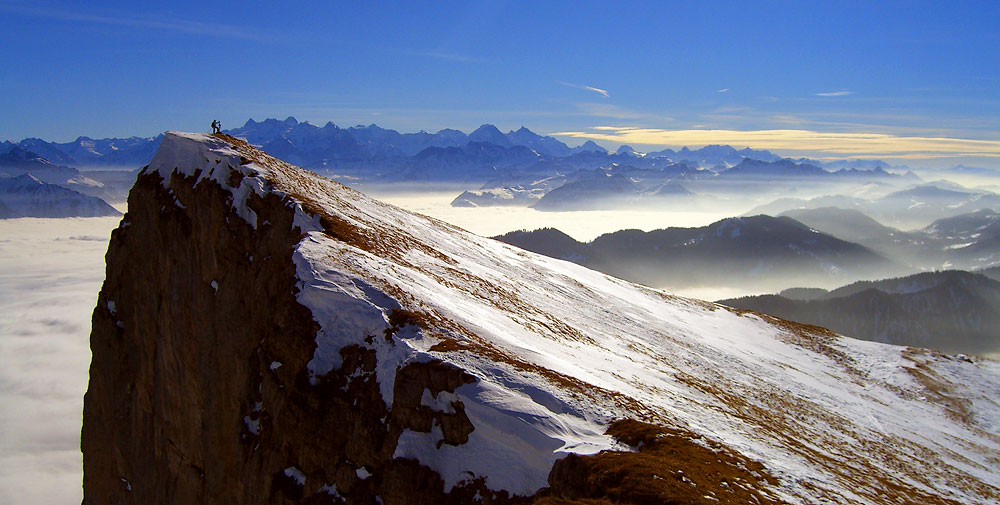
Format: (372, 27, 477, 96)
(0, 216, 120, 504)
(370, 191, 744, 241)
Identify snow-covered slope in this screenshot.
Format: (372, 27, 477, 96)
(85, 132, 1000, 505)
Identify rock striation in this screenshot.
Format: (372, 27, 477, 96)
(83, 132, 1000, 504)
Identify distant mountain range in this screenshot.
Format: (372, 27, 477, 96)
(750, 182, 1000, 229)
(530, 169, 694, 211)
(941, 164, 1000, 176)
(2, 117, 917, 187)
(1, 118, 613, 173)
(453, 157, 922, 211)
(0, 147, 136, 204)
(0, 174, 120, 218)
(719, 270, 1000, 355)
(778, 206, 1000, 270)
(494, 215, 903, 291)
(0, 119, 926, 177)
(0, 134, 161, 170)
(9, 117, 995, 218)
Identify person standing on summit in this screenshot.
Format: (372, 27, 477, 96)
(211, 120, 221, 134)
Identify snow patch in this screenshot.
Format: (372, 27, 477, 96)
(393, 380, 619, 495)
(293, 239, 395, 380)
(421, 389, 458, 414)
(283, 466, 305, 486)
(319, 483, 341, 497)
(243, 416, 261, 435)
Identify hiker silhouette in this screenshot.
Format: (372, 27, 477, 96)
(211, 120, 221, 134)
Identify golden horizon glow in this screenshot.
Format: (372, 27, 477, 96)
(552, 127, 1000, 159)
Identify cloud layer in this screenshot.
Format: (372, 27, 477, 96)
(552, 126, 1000, 159)
(0, 216, 120, 504)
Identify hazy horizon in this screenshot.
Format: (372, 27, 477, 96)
(2, 2, 998, 167)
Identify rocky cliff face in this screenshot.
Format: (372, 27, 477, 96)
(83, 132, 1000, 504)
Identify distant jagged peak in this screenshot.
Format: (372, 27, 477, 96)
(469, 123, 505, 135)
(350, 123, 388, 132)
(470, 123, 502, 135)
(722, 157, 828, 176)
(242, 116, 301, 128)
(573, 139, 608, 153)
(468, 124, 511, 148)
(616, 145, 638, 156)
(506, 125, 543, 141)
(699, 144, 739, 154)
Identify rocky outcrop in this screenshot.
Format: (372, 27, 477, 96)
(83, 135, 501, 504)
(83, 132, 1000, 505)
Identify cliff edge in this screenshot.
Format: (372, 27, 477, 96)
(82, 132, 1000, 504)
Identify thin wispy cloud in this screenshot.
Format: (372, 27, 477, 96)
(717, 88, 729, 93)
(551, 126, 1000, 159)
(816, 90, 853, 97)
(559, 81, 610, 98)
(0, 3, 271, 42)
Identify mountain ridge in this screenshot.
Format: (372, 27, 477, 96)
(82, 131, 1000, 504)
(777, 206, 1000, 270)
(495, 215, 904, 290)
(4, 117, 789, 171)
(0, 173, 121, 218)
(720, 270, 1000, 354)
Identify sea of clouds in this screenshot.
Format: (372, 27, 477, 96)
(0, 216, 120, 504)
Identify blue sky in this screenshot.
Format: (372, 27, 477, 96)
(2, 0, 998, 165)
